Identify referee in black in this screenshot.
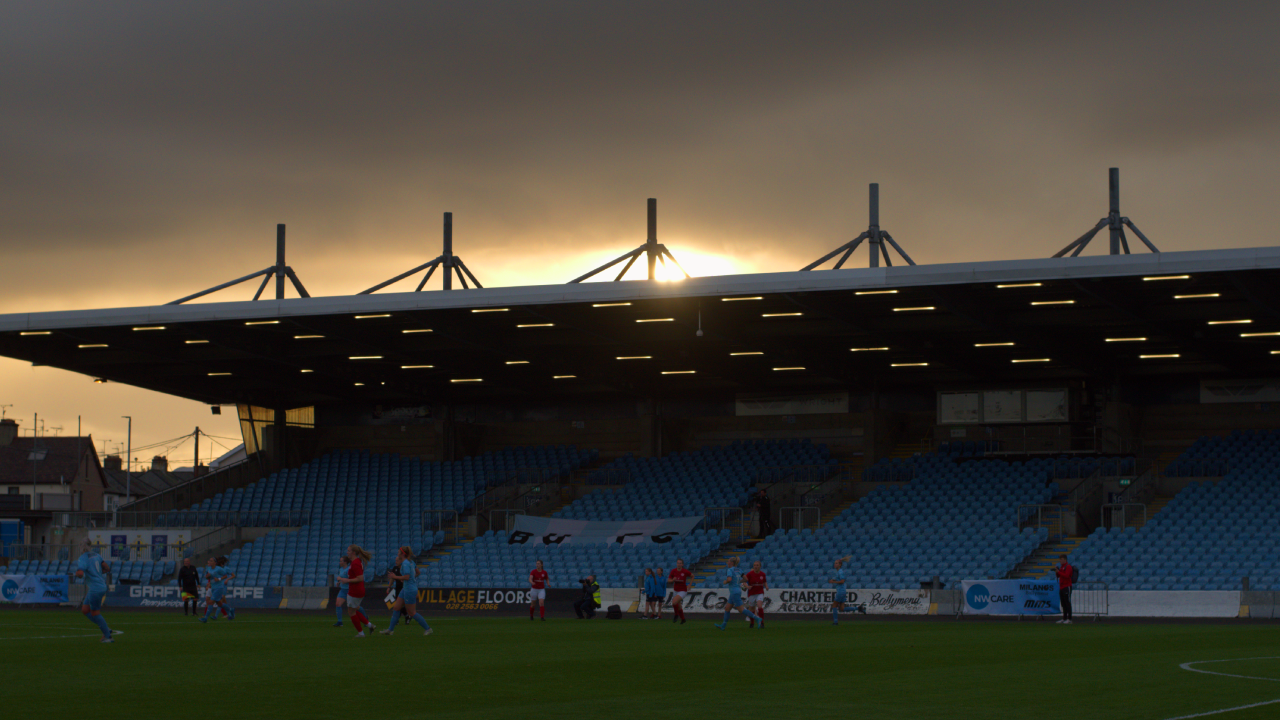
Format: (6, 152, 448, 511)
(178, 557, 201, 616)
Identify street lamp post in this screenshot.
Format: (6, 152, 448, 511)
(122, 416, 132, 516)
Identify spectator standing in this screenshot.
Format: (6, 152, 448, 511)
(754, 491, 775, 538)
(653, 566, 666, 620)
(641, 568, 656, 619)
(1055, 554, 1074, 624)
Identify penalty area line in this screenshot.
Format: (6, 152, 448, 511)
(1165, 657, 1280, 720)
(0, 629, 124, 641)
(1163, 698, 1280, 720)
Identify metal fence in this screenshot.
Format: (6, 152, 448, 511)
(1069, 581, 1109, 619)
(5, 526, 237, 565)
(421, 509, 463, 539)
(778, 506, 821, 532)
(1018, 504, 1067, 539)
(54, 510, 310, 529)
(1099, 503, 1147, 531)
(703, 506, 746, 540)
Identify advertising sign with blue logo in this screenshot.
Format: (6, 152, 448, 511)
(0, 575, 70, 604)
(962, 579, 1060, 615)
(107, 584, 283, 609)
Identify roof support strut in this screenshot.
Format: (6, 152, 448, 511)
(569, 199, 691, 283)
(360, 213, 484, 294)
(803, 183, 916, 270)
(168, 225, 311, 304)
(1053, 168, 1160, 258)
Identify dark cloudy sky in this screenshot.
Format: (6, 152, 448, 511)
(2, 1, 1278, 463)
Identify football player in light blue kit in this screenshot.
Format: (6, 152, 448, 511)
(714, 557, 761, 630)
(829, 556, 852, 625)
(201, 556, 236, 622)
(381, 546, 432, 636)
(75, 538, 116, 643)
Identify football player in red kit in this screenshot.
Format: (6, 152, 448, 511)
(668, 559, 693, 625)
(745, 560, 768, 628)
(529, 559, 549, 621)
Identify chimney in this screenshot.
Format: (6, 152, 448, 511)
(151, 456, 168, 473)
(0, 419, 16, 446)
(104, 455, 123, 471)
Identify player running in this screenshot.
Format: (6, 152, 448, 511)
(333, 555, 372, 628)
(714, 557, 761, 630)
(335, 545, 373, 637)
(381, 546, 433, 636)
(74, 538, 115, 643)
(200, 556, 236, 623)
(745, 560, 768, 628)
(529, 559, 549, 621)
(668, 559, 692, 625)
(653, 566, 665, 620)
(828, 556, 852, 625)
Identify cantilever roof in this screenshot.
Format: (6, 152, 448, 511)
(2, 247, 1279, 407)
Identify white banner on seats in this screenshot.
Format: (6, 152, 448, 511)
(508, 515, 703, 546)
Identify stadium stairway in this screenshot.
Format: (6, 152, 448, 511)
(1125, 496, 1173, 530)
(1009, 537, 1085, 579)
(690, 543, 748, 588)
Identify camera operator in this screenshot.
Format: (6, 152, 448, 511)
(574, 574, 601, 619)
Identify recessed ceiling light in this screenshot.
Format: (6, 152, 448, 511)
(1242, 332, 1280, 337)
(19, 331, 51, 336)
(1208, 319, 1251, 325)
(974, 343, 1014, 347)
(891, 362, 928, 367)
(1174, 293, 1219, 299)
(636, 318, 674, 323)
(1272, 351, 1280, 355)
(772, 367, 805, 371)
(1105, 337, 1147, 342)
(661, 370, 696, 375)
(553, 375, 576, 379)
(245, 320, 279, 326)
(451, 378, 483, 383)
(855, 290, 898, 295)
(1031, 300, 1074, 306)
(349, 356, 383, 360)
(354, 382, 364, 386)
(505, 361, 529, 365)
(78, 344, 108, 349)
(517, 323, 554, 328)
(616, 356, 652, 360)
(762, 313, 803, 318)
(185, 339, 209, 344)
(850, 347, 891, 352)
(893, 307, 935, 312)
(300, 369, 313, 373)
(1011, 358, 1051, 363)
(997, 283, 1042, 289)
(354, 314, 391, 319)
(401, 329, 432, 334)
(1143, 275, 1190, 281)
(401, 365, 433, 369)
(294, 335, 324, 339)
(471, 308, 509, 313)
(133, 326, 165, 331)
(592, 302, 631, 308)
(730, 352, 764, 356)
(208, 372, 232, 376)
(1140, 354, 1180, 359)
(721, 296, 763, 302)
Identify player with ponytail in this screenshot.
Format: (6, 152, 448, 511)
(380, 546, 432, 636)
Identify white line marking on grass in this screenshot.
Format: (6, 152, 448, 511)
(0, 630, 123, 641)
(1165, 657, 1280, 720)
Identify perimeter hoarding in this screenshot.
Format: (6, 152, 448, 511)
(0, 575, 70, 604)
(961, 579, 1061, 615)
(671, 587, 930, 615)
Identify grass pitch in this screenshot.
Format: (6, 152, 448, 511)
(3, 609, 1279, 719)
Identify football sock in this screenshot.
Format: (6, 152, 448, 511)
(335, 605, 344, 621)
(540, 606, 545, 619)
(351, 615, 364, 632)
(204, 605, 214, 620)
(411, 613, 430, 630)
(743, 609, 759, 623)
(757, 608, 764, 621)
(356, 609, 369, 624)
(722, 610, 731, 624)
(832, 607, 839, 623)
(220, 606, 229, 617)
(90, 613, 112, 639)
(530, 606, 535, 618)
(388, 610, 401, 631)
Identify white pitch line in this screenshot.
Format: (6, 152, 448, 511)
(1165, 657, 1280, 720)
(0, 629, 124, 641)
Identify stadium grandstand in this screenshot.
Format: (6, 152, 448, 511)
(4, 239, 1280, 611)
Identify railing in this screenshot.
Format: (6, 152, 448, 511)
(118, 452, 265, 514)
(778, 506, 821, 531)
(1160, 458, 1233, 478)
(488, 509, 524, 535)
(54, 509, 309, 529)
(1099, 503, 1147, 531)
(4, 526, 238, 566)
(1115, 464, 1158, 505)
(702, 507, 746, 540)
(1067, 474, 1106, 536)
(1018, 504, 1067, 539)
(1070, 581, 1109, 619)
(421, 509, 462, 540)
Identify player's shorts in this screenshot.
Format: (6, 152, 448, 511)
(834, 590, 848, 604)
(529, 588, 546, 601)
(399, 584, 418, 603)
(211, 587, 226, 602)
(728, 591, 743, 606)
(347, 595, 364, 609)
(337, 588, 348, 600)
(647, 595, 661, 603)
(83, 591, 106, 612)
(674, 591, 687, 600)
(181, 590, 197, 601)
(748, 592, 764, 604)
